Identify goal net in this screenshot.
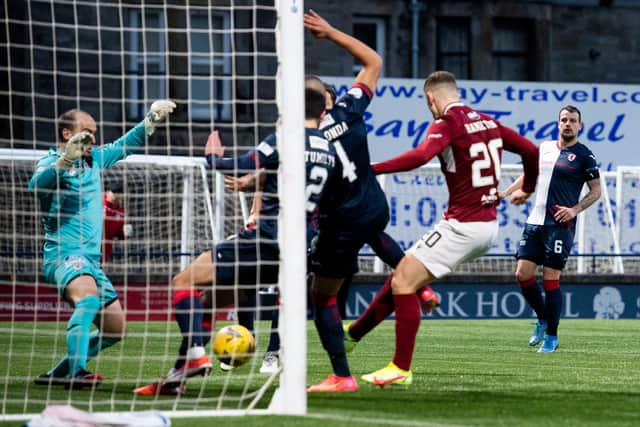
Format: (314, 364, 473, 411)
(0, 0, 305, 421)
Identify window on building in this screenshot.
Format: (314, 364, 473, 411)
(492, 19, 533, 81)
(189, 11, 232, 121)
(436, 18, 470, 79)
(352, 16, 386, 76)
(125, 9, 167, 119)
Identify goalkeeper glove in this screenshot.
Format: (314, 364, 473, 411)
(144, 100, 176, 136)
(59, 131, 93, 168)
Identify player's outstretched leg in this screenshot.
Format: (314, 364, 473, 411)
(166, 289, 212, 384)
(362, 293, 420, 388)
(345, 274, 395, 350)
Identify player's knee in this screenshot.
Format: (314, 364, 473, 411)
(171, 272, 189, 289)
(515, 270, 531, 284)
(390, 275, 412, 294)
(101, 318, 127, 339)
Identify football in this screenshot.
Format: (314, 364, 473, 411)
(212, 324, 255, 367)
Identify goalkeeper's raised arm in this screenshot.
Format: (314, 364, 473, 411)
(26, 101, 175, 389)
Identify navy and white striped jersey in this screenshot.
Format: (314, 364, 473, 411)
(527, 140, 599, 226)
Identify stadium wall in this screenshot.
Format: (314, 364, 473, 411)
(2, 274, 638, 321)
(346, 275, 640, 320)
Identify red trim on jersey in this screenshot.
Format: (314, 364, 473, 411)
(542, 279, 560, 291)
(352, 82, 373, 99)
(172, 289, 201, 306)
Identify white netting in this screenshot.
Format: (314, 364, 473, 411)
(0, 0, 304, 420)
(615, 167, 640, 273)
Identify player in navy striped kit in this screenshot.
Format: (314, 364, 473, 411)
(304, 10, 411, 392)
(500, 105, 601, 353)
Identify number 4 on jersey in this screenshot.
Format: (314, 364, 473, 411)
(333, 141, 357, 182)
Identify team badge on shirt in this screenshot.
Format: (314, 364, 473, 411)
(63, 255, 86, 270)
(567, 153, 576, 162)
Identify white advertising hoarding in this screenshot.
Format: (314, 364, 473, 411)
(325, 77, 640, 171)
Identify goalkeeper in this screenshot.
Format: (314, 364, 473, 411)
(29, 101, 175, 389)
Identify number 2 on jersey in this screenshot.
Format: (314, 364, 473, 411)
(306, 166, 328, 212)
(470, 138, 503, 188)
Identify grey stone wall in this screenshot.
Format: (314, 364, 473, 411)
(304, 0, 640, 83)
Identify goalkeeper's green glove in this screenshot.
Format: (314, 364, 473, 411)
(144, 99, 176, 136)
(59, 131, 93, 168)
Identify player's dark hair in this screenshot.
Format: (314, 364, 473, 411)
(57, 109, 78, 142)
(323, 83, 337, 105)
(107, 180, 124, 194)
(305, 88, 326, 120)
(304, 74, 327, 97)
(424, 70, 458, 91)
(560, 105, 582, 122)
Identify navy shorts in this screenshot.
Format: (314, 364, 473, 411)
(311, 214, 388, 278)
(215, 228, 279, 287)
(516, 223, 575, 270)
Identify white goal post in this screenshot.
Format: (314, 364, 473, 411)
(0, 0, 306, 421)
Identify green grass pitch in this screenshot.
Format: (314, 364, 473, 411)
(1, 319, 639, 426)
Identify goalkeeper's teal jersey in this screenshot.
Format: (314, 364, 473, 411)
(28, 122, 146, 265)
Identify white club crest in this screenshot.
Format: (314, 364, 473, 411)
(593, 286, 625, 319)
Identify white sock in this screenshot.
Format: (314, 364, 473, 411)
(186, 346, 205, 359)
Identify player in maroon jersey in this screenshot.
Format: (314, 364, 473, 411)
(102, 181, 132, 264)
(355, 71, 539, 387)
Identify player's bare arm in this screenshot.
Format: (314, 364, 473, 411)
(245, 192, 262, 229)
(303, 9, 382, 91)
(205, 130, 224, 157)
(224, 170, 265, 192)
(499, 175, 531, 205)
(498, 175, 524, 198)
(498, 125, 538, 205)
(553, 177, 601, 223)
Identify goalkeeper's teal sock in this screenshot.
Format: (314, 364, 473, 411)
(66, 295, 100, 376)
(48, 330, 120, 377)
